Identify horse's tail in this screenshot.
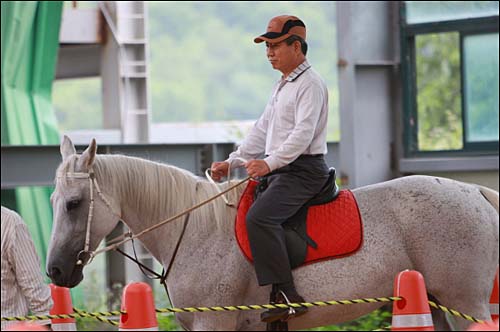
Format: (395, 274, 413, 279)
(477, 185, 499, 213)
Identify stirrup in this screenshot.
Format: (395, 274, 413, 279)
(278, 290, 297, 320)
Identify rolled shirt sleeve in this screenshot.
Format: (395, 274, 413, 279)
(226, 104, 271, 168)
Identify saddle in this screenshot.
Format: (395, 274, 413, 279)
(235, 168, 363, 269)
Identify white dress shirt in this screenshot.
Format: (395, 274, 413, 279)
(227, 60, 329, 171)
(1, 206, 52, 330)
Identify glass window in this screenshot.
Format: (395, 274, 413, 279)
(415, 32, 462, 151)
(402, 1, 498, 156)
(463, 33, 499, 143)
(406, 1, 499, 25)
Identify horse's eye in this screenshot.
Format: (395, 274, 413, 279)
(66, 199, 81, 211)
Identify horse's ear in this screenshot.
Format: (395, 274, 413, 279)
(77, 138, 97, 171)
(60, 135, 76, 161)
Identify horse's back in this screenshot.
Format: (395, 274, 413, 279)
(354, 175, 498, 248)
(354, 174, 498, 218)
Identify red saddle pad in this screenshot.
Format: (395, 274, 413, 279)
(235, 180, 363, 267)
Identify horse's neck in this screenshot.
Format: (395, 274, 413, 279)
(95, 156, 197, 260)
(97, 155, 242, 264)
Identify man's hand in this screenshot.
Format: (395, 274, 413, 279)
(245, 159, 271, 178)
(210, 161, 229, 181)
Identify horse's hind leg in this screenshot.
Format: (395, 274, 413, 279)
(422, 257, 496, 330)
(430, 279, 492, 331)
(428, 294, 453, 331)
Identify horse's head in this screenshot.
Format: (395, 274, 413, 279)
(46, 136, 121, 288)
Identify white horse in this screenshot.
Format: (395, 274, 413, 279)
(47, 137, 499, 331)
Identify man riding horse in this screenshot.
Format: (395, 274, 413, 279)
(211, 14, 330, 324)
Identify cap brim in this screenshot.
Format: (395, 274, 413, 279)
(254, 33, 291, 44)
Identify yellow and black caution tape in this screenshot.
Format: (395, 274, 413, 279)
(428, 300, 485, 324)
(72, 308, 119, 326)
(1, 313, 79, 322)
(154, 297, 400, 314)
(0, 308, 122, 326)
(1, 297, 399, 322)
(1, 296, 487, 326)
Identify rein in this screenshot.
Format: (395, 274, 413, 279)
(116, 211, 191, 301)
(62, 169, 250, 266)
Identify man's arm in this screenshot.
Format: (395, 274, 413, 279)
(226, 104, 271, 168)
(10, 222, 53, 318)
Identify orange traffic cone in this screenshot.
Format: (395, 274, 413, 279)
(391, 270, 434, 331)
(4, 322, 49, 331)
(467, 318, 499, 331)
(49, 284, 77, 331)
(119, 282, 158, 331)
(490, 267, 499, 321)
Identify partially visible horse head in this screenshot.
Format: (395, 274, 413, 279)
(46, 136, 121, 288)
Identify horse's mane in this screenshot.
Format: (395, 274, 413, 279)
(57, 154, 244, 234)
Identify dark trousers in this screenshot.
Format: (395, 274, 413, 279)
(246, 155, 329, 286)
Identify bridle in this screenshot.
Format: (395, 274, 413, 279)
(60, 167, 191, 302)
(61, 169, 121, 266)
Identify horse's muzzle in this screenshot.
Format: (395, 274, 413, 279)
(47, 263, 84, 288)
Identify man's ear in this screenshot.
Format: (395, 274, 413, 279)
(77, 138, 97, 172)
(60, 135, 76, 161)
(294, 40, 301, 53)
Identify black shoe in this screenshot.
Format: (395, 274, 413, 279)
(260, 290, 308, 323)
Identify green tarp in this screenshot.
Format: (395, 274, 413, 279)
(1, 1, 62, 271)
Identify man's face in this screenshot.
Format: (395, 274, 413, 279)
(266, 40, 297, 74)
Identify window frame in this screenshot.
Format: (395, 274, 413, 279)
(400, 2, 499, 158)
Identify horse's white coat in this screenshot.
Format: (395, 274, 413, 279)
(47, 137, 499, 331)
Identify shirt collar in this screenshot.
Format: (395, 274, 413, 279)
(284, 60, 311, 82)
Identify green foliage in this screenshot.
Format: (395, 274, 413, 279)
(154, 307, 393, 331)
(147, 1, 337, 123)
(415, 32, 462, 150)
(52, 77, 102, 130)
(149, 308, 393, 331)
(304, 308, 392, 331)
(75, 316, 117, 331)
(73, 267, 115, 331)
(147, 1, 340, 143)
(158, 314, 182, 331)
